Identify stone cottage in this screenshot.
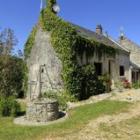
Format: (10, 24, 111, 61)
(24, 0, 132, 100)
(119, 34, 140, 83)
(73, 24, 131, 88)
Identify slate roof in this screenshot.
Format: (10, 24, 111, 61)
(130, 61, 140, 70)
(71, 23, 129, 53)
(120, 37, 140, 52)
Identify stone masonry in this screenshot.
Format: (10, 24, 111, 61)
(26, 99, 59, 122)
(119, 37, 140, 66)
(27, 28, 63, 100)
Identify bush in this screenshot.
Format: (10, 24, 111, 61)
(132, 82, 140, 89)
(57, 91, 77, 110)
(44, 90, 77, 111)
(99, 73, 111, 93)
(79, 65, 105, 100)
(0, 96, 20, 117)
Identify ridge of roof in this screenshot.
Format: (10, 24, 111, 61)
(70, 23, 129, 53)
(108, 37, 130, 53)
(130, 61, 140, 69)
(121, 36, 140, 49)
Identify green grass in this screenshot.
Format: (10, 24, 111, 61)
(0, 100, 131, 140)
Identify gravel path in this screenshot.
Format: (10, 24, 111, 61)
(68, 89, 140, 109)
(110, 89, 140, 102)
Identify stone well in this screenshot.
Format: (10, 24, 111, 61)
(26, 99, 59, 122)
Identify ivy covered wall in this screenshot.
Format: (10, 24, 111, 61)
(24, 0, 117, 100)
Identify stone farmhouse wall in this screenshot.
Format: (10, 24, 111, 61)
(120, 38, 140, 66)
(119, 37, 140, 83)
(27, 29, 131, 100)
(77, 49, 130, 88)
(27, 29, 63, 100)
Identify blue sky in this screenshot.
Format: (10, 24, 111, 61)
(0, 0, 140, 51)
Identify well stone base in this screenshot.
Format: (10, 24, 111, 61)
(26, 98, 59, 122)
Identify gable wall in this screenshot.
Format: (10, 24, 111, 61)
(120, 38, 140, 66)
(27, 29, 63, 100)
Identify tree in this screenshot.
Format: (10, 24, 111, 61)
(0, 28, 27, 98)
(0, 28, 18, 55)
(0, 56, 27, 97)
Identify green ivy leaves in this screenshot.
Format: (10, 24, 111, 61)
(24, 5, 116, 100)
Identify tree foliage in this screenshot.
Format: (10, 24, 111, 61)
(0, 28, 18, 55)
(0, 55, 27, 97)
(47, 0, 56, 12)
(0, 28, 27, 98)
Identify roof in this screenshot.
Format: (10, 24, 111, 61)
(71, 23, 129, 53)
(108, 37, 130, 53)
(119, 36, 140, 52)
(130, 61, 140, 70)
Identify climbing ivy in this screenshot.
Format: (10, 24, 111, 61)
(75, 36, 117, 60)
(24, 26, 37, 59)
(47, 0, 56, 13)
(24, 0, 117, 100)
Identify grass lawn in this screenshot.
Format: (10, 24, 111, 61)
(0, 100, 131, 140)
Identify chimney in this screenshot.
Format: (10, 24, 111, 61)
(96, 24, 103, 35)
(119, 27, 125, 40)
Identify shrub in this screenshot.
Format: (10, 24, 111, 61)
(99, 73, 111, 92)
(132, 82, 140, 89)
(79, 65, 105, 100)
(0, 96, 20, 117)
(57, 91, 77, 110)
(44, 90, 77, 111)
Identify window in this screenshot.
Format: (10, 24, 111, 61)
(120, 66, 125, 76)
(94, 63, 102, 76)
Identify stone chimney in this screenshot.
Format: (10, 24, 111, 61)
(119, 27, 125, 40)
(119, 32, 125, 41)
(96, 24, 103, 35)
